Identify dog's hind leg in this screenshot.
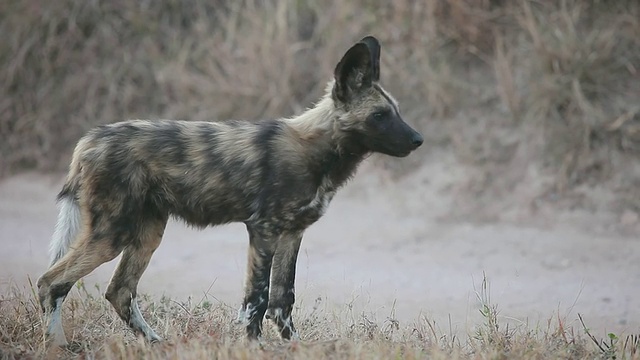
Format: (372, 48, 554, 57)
(105, 215, 167, 342)
(37, 231, 124, 346)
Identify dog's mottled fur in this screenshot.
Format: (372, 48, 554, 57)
(37, 36, 423, 345)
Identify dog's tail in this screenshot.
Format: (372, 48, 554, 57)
(49, 142, 85, 268)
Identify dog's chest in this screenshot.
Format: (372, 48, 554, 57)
(290, 181, 336, 227)
(300, 188, 335, 216)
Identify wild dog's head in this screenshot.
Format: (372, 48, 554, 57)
(332, 36, 423, 157)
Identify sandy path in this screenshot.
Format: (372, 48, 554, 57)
(1, 160, 638, 337)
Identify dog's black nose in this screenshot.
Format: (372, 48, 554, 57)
(411, 133, 424, 148)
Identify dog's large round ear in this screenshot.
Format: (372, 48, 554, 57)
(333, 42, 373, 103)
(360, 36, 380, 82)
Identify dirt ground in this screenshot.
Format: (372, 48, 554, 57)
(1, 154, 638, 338)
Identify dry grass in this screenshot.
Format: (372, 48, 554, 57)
(518, 1, 640, 189)
(2, 278, 637, 360)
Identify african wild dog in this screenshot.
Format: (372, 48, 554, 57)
(36, 35, 423, 345)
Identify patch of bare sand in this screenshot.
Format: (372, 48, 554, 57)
(1, 155, 638, 338)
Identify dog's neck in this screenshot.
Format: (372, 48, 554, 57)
(283, 89, 368, 189)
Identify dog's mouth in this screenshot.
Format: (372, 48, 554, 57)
(393, 148, 414, 158)
(399, 141, 423, 157)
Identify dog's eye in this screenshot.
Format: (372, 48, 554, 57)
(372, 111, 385, 120)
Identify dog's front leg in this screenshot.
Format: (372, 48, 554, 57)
(238, 224, 276, 340)
(266, 231, 303, 340)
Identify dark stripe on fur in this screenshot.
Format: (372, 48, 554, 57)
(254, 120, 285, 219)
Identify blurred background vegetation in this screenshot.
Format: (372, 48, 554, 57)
(1, 0, 639, 218)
